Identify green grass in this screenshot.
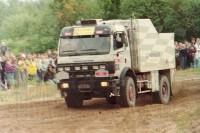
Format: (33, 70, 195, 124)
(175, 68, 200, 77)
(0, 84, 60, 105)
(176, 108, 200, 133)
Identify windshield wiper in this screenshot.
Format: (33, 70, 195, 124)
(61, 50, 79, 56)
(80, 49, 100, 54)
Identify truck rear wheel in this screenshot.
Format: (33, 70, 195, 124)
(119, 76, 136, 107)
(153, 75, 170, 104)
(65, 93, 83, 108)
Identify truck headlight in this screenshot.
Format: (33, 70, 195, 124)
(100, 65, 106, 69)
(101, 82, 109, 87)
(58, 67, 63, 72)
(61, 83, 69, 89)
(64, 67, 70, 71)
(93, 65, 99, 70)
(82, 66, 88, 70)
(75, 66, 81, 70)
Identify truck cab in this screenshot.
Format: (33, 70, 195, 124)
(56, 19, 175, 108)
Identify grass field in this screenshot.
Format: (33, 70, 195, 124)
(176, 108, 200, 133)
(0, 83, 60, 105)
(175, 68, 200, 77)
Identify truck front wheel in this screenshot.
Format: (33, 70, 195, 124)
(65, 93, 83, 108)
(119, 76, 136, 107)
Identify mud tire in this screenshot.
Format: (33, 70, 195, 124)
(119, 77, 136, 107)
(152, 75, 170, 104)
(65, 93, 83, 108)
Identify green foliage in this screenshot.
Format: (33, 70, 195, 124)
(120, 0, 200, 41)
(121, 0, 171, 32)
(52, 0, 101, 28)
(0, 0, 59, 54)
(0, 0, 199, 54)
(100, 0, 121, 19)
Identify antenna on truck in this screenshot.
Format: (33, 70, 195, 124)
(130, 13, 135, 68)
(130, 13, 135, 45)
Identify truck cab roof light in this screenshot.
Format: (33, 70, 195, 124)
(82, 66, 88, 70)
(93, 66, 99, 70)
(75, 66, 81, 70)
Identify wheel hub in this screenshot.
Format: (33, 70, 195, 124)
(162, 83, 168, 97)
(129, 86, 134, 101)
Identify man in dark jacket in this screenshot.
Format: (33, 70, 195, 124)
(179, 44, 188, 70)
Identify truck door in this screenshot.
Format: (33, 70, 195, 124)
(113, 32, 131, 74)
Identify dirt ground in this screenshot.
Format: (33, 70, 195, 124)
(0, 78, 200, 133)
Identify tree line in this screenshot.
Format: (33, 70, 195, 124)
(0, 0, 199, 54)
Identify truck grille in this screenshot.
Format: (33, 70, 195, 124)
(57, 62, 115, 79)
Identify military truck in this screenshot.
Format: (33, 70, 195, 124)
(56, 19, 175, 108)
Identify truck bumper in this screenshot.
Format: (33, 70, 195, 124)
(57, 78, 120, 95)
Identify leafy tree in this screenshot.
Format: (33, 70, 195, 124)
(120, 0, 172, 32)
(120, 0, 200, 41)
(0, 0, 199, 54)
(52, 0, 101, 28)
(98, 0, 121, 20)
(0, 0, 59, 53)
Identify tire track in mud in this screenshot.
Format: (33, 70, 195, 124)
(0, 79, 199, 133)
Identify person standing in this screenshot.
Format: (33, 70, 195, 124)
(44, 64, 58, 84)
(35, 54, 43, 83)
(13, 58, 21, 88)
(0, 42, 8, 55)
(184, 40, 191, 68)
(47, 49, 53, 59)
(5, 58, 15, 90)
(179, 44, 188, 70)
(18, 54, 27, 86)
(52, 51, 58, 66)
(192, 38, 199, 67)
(187, 45, 196, 68)
(175, 41, 180, 69)
(26, 54, 37, 80)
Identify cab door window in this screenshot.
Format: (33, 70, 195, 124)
(114, 32, 126, 50)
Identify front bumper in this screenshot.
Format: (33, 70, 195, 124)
(57, 78, 120, 94)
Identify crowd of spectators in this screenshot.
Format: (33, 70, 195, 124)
(0, 49, 58, 91)
(175, 37, 200, 70)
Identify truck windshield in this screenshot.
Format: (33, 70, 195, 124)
(59, 34, 110, 56)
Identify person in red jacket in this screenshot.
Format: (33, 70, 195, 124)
(187, 45, 196, 68)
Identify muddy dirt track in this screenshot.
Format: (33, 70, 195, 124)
(0, 79, 200, 133)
